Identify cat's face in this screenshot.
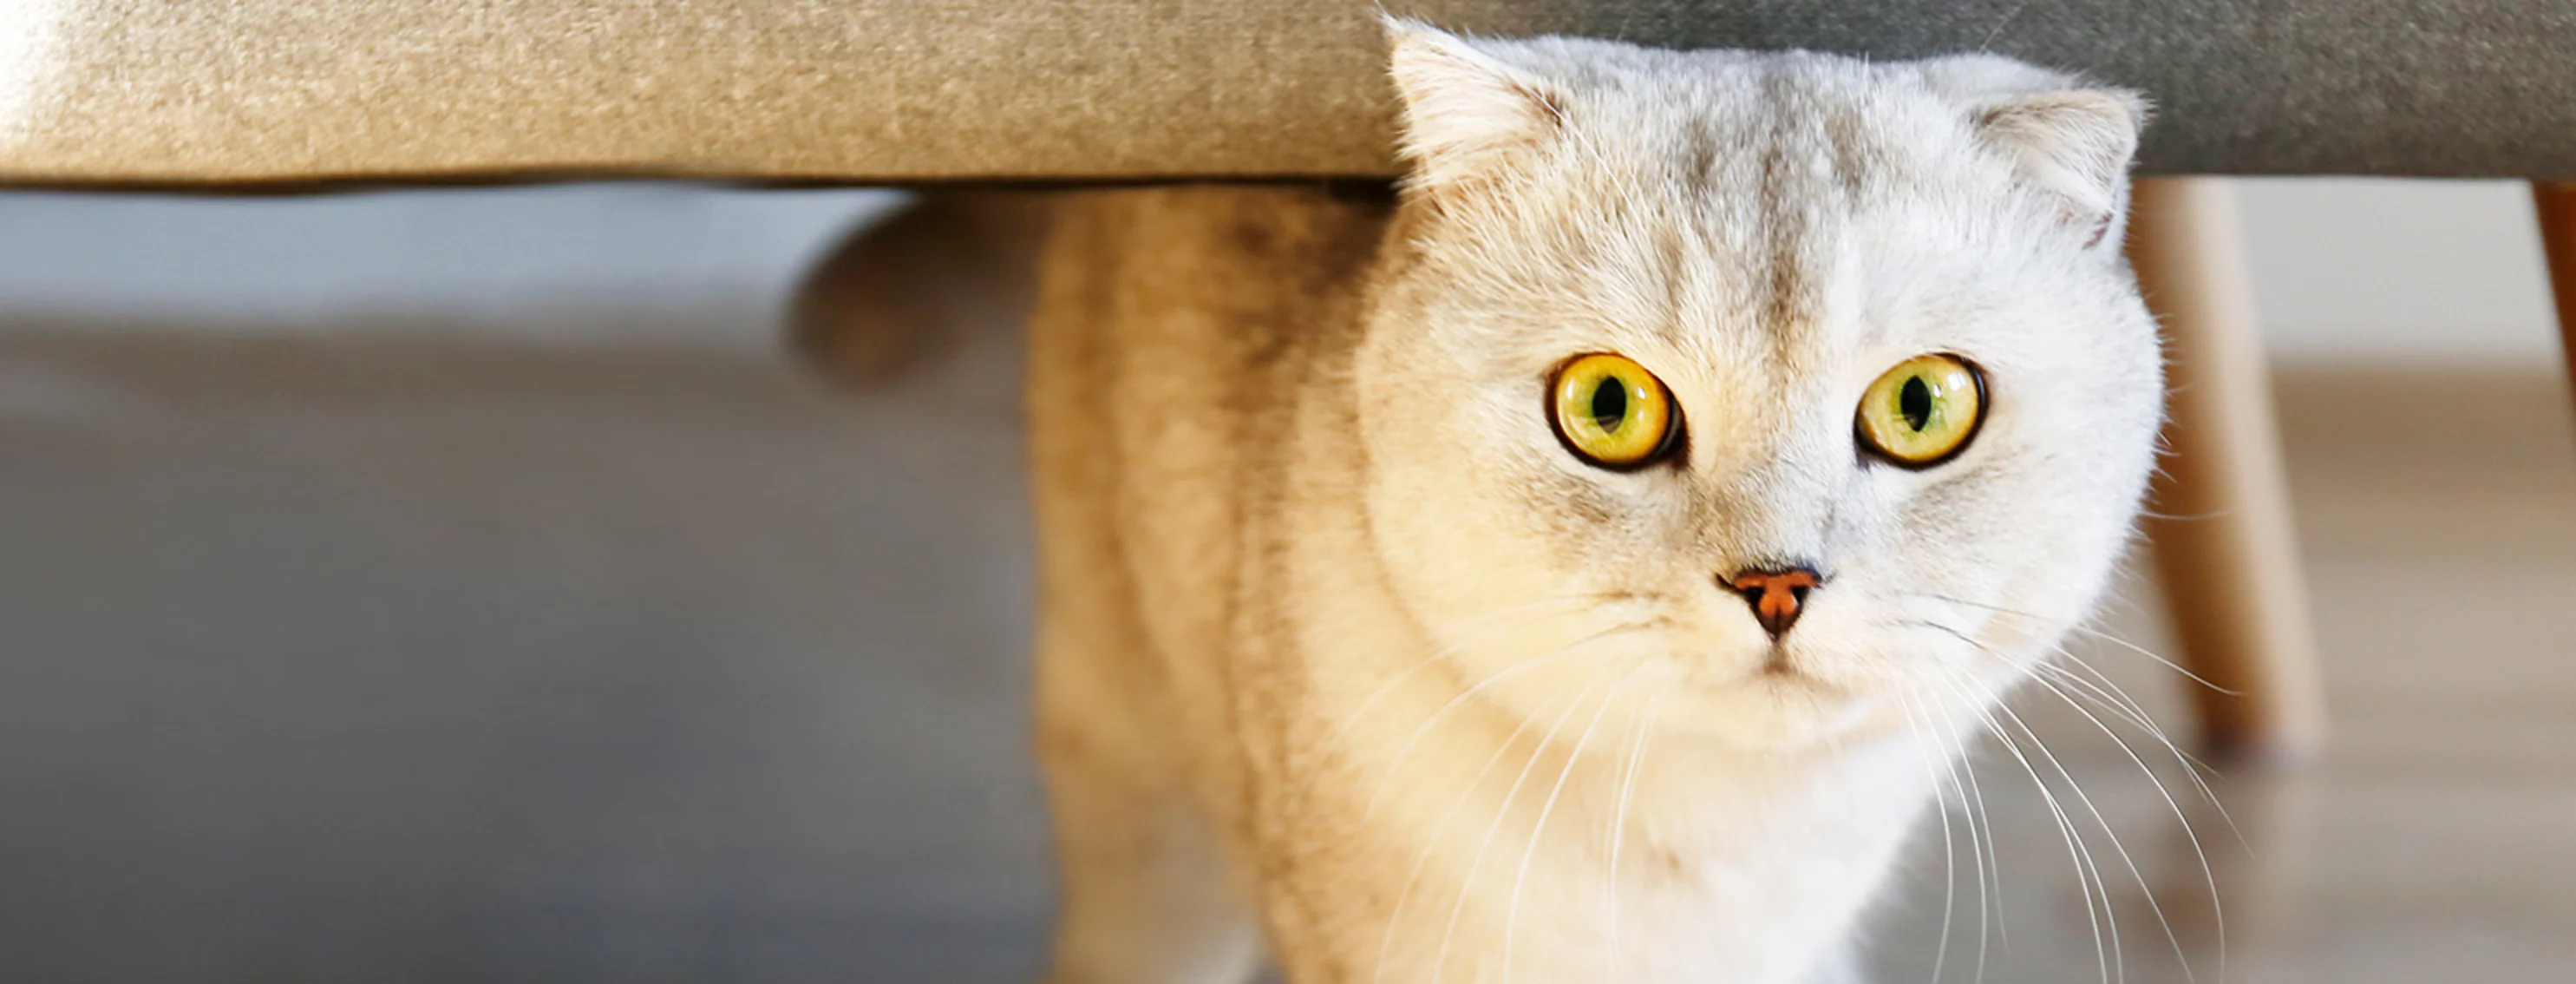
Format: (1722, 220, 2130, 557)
(1355, 26, 2162, 750)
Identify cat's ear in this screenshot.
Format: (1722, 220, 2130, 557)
(1383, 19, 1561, 194)
(1973, 89, 2149, 251)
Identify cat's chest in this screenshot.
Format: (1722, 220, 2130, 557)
(1357, 753, 1931, 984)
(1590, 845, 1889, 981)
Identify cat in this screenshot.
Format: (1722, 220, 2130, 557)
(1023, 20, 2161, 984)
(790, 193, 1051, 388)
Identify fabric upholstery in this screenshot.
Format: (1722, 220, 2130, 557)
(2, 1, 2571, 186)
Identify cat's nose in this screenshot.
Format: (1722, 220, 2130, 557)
(1724, 567, 1822, 640)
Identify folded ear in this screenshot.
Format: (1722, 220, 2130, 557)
(1383, 18, 1561, 194)
(1974, 88, 2150, 250)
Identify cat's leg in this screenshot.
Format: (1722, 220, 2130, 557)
(1036, 654, 1263, 984)
(1025, 189, 1265, 983)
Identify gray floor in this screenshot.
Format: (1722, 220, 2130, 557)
(2, 319, 2571, 983)
(0, 321, 1046, 983)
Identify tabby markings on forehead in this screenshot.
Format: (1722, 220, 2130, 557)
(1754, 70, 1830, 360)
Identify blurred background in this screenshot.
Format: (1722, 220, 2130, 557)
(1, 180, 2570, 982)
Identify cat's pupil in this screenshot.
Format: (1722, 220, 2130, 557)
(1899, 376, 1933, 432)
(1590, 378, 1629, 431)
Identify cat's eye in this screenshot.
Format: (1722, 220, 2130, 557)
(1856, 354, 1987, 467)
(1549, 353, 1679, 469)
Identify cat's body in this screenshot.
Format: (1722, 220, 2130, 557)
(1028, 24, 2162, 984)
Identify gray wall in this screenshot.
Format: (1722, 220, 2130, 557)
(0, 178, 2563, 366)
(0, 183, 899, 347)
(2239, 178, 2561, 367)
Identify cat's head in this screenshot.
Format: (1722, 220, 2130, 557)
(1354, 23, 2163, 750)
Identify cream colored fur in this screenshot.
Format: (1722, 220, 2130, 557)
(1028, 23, 2161, 984)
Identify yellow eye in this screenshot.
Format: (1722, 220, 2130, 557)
(1857, 354, 1987, 467)
(1549, 353, 1679, 469)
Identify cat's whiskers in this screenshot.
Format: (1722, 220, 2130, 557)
(1912, 615, 2218, 984)
(1360, 620, 1651, 984)
(1989, 693, 2163, 984)
(1502, 670, 1640, 984)
(1943, 644, 2198, 984)
(1326, 591, 1626, 750)
(1906, 590, 2238, 695)
(2036, 656, 2245, 846)
(1921, 678, 2007, 983)
(1372, 676, 1582, 984)
(1905, 600, 2240, 974)
(2038, 654, 2232, 817)
(1903, 613, 2212, 803)
(2053, 621, 2239, 695)
(1604, 680, 1669, 981)
(2019, 664, 2226, 984)
(1896, 604, 2240, 846)
(2032, 656, 2194, 756)
(2135, 508, 2235, 522)
(1893, 687, 1961, 984)
(1931, 671, 2118, 984)
(1361, 620, 1656, 820)
(1430, 674, 1617, 984)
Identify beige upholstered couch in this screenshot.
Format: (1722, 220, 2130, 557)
(9, 1, 2576, 186)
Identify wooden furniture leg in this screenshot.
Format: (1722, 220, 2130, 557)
(2528, 183, 2576, 411)
(2126, 177, 2327, 766)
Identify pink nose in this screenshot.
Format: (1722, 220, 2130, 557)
(1726, 567, 1821, 640)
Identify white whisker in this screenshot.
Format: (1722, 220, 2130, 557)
(1919, 674, 2005, 980)
(1503, 672, 1634, 982)
(1919, 591, 2237, 695)
(1938, 672, 2117, 984)
(1921, 610, 2229, 983)
(1373, 679, 1581, 984)
(2022, 666, 2223, 984)
(1605, 680, 1669, 981)
(1988, 694, 2184, 984)
(2041, 656, 2245, 846)
(1895, 688, 1959, 984)
(1324, 593, 1600, 751)
(1431, 676, 1612, 984)
(1363, 625, 1638, 819)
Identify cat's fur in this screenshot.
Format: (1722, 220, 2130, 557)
(1027, 23, 2161, 984)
